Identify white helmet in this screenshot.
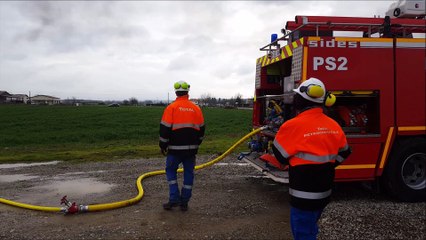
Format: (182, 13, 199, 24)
(293, 77, 326, 103)
(174, 81, 190, 92)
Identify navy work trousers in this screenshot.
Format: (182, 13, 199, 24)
(165, 154, 196, 204)
(290, 206, 324, 240)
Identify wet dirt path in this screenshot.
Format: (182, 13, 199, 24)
(1, 156, 425, 240)
(0, 156, 292, 240)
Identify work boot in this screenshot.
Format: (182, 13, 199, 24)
(163, 202, 180, 210)
(180, 202, 188, 211)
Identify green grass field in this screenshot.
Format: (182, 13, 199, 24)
(0, 105, 253, 163)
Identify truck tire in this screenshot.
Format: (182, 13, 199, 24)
(383, 137, 426, 202)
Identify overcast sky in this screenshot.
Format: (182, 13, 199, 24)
(0, 1, 394, 101)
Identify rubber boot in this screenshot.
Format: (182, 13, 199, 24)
(180, 202, 188, 211)
(163, 202, 180, 210)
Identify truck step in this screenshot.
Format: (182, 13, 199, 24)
(240, 153, 289, 183)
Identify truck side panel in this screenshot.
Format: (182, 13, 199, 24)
(395, 39, 426, 128)
(305, 37, 395, 180)
(335, 142, 381, 181)
(304, 38, 395, 136)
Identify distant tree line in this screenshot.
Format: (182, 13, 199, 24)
(198, 93, 249, 107)
(33, 93, 253, 108)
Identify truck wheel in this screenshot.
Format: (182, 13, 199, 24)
(384, 138, 426, 202)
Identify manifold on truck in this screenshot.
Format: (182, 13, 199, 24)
(241, 10, 426, 202)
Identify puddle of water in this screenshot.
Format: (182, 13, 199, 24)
(10, 177, 116, 206)
(35, 178, 115, 196)
(0, 161, 60, 169)
(0, 174, 38, 183)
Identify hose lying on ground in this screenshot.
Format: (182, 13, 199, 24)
(0, 127, 265, 214)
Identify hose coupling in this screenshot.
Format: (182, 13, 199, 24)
(60, 195, 88, 214)
(237, 151, 251, 160)
(260, 125, 269, 131)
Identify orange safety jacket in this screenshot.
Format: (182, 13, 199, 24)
(273, 107, 350, 210)
(159, 95, 205, 156)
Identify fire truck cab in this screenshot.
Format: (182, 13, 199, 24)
(242, 14, 425, 202)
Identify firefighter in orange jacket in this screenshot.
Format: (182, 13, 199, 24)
(272, 78, 351, 240)
(159, 81, 205, 211)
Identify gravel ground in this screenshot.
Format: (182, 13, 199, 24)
(0, 155, 425, 240)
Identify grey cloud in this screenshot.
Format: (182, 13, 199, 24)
(167, 54, 197, 71)
(18, 1, 70, 41)
(236, 63, 254, 76)
(168, 2, 226, 36)
(180, 34, 216, 57)
(1, 1, 394, 100)
(13, 1, 150, 52)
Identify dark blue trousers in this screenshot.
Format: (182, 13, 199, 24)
(290, 206, 324, 240)
(165, 154, 195, 204)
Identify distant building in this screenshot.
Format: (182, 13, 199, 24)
(31, 95, 61, 105)
(0, 91, 12, 103)
(10, 94, 29, 104)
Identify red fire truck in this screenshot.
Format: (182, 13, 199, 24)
(241, 15, 425, 202)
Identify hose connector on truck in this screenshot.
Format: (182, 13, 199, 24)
(241, 12, 426, 202)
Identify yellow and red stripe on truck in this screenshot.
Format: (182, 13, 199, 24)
(257, 38, 304, 67)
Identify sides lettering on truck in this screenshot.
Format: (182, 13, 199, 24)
(308, 38, 358, 48)
(309, 38, 355, 71)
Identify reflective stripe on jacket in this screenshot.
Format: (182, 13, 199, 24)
(273, 107, 349, 210)
(159, 95, 205, 156)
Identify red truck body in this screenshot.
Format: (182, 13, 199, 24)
(245, 15, 426, 202)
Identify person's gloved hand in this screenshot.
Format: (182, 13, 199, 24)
(161, 148, 168, 156)
(334, 161, 341, 168)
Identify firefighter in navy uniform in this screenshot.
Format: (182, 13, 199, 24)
(159, 81, 205, 211)
(272, 78, 351, 240)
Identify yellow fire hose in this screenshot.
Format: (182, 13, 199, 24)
(0, 127, 265, 214)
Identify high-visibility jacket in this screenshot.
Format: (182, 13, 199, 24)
(273, 107, 350, 210)
(159, 95, 205, 156)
